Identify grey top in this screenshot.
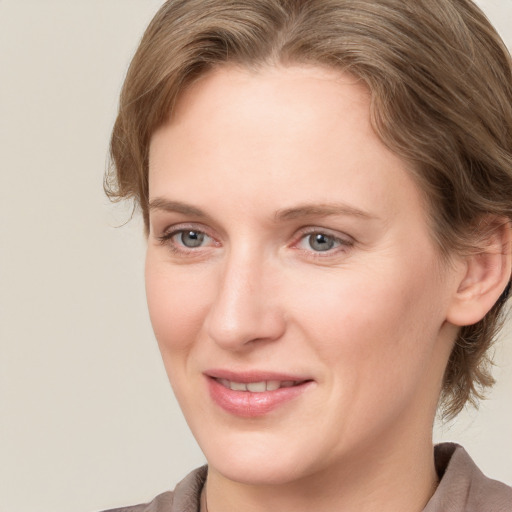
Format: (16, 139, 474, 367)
(102, 443, 512, 512)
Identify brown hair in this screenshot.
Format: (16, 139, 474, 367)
(107, 0, 512, 419)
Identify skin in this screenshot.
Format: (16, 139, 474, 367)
(145, 65, 507, 512)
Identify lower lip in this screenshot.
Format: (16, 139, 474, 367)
(206, 377, 313, 418)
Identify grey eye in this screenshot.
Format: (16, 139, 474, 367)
(179, 230, 206, 248)
(308, 233, 336, 251)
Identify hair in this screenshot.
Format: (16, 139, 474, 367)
(106, 0, 512, 419)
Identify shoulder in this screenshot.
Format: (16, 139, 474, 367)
(99, 491, 174, 512)
(99, 466, 207, 512)
(99, 491, 173, 512)
(424, 443, 512, 512)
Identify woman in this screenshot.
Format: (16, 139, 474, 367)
(103, 0, 512, 510)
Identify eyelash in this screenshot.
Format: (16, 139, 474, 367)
(156, 225, 353, 258)
(156, 225, 217, 255)
(294, 228, 353, 258)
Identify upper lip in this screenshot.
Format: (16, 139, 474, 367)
(205, 369, 312, 383)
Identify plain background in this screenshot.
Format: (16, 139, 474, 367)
(0, 1, 511, 511)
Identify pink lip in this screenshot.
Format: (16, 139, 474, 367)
(205, 369, 314, 418)
(206, 369, 310, 383)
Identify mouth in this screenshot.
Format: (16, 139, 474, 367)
(214, 378, 308, 392)
(205, 371, 314, 417)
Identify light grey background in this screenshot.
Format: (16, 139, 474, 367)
(0, 1, 511, 511)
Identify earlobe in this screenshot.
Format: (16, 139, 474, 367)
(446, 219, 512, 327)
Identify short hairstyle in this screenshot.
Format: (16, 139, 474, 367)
(107, 0, 512, 419)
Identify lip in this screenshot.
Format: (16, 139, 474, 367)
(205, 369, 314, 418)
(206, 369, 311, 383)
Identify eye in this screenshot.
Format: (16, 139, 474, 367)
(156, 226, 215, 253)
(171, 229, 211, 249)
(175, 230, 209, 248)
(306, 233, 337, 252)
(296, 230, 352, 254)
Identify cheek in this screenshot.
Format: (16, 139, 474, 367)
(288, 257, 444, 378)
(145, 253, 212, 353)
(291, 264, 446, 439)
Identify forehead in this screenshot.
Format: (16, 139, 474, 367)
(157, 64, 373, 154)
(148, 64, 428, 232)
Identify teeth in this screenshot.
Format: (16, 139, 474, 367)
(247, 381, 266, 392)
(218, 379, 231, 388)
(230, 381, 248, 391)
(218, 379, 301, 392)
(266, 380, 280, 391)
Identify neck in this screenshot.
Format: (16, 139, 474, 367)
(204, 427, 438, 512)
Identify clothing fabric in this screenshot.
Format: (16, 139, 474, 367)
(101, 443, 512, 512)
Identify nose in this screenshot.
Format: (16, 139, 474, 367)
(205, 250, 286, 351)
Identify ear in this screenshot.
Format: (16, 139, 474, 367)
(446, 218, 512, 327)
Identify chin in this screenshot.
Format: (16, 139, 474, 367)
(196, 428, 328, 486)
(211, 453, 309, 486)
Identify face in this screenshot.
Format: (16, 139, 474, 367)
(146, 65, 461, 486)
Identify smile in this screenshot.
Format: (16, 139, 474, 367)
(206, 372, 314, 417)
(215, 379, 304, 392)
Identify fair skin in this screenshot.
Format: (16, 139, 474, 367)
(146, 65, 510, 512)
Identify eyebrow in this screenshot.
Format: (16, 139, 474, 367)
(274, 203, 377, 222)
(148, 198, 211, 219)
(148, 198, 377, 222)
